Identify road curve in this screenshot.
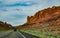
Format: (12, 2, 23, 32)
(0, 31, 39, 38)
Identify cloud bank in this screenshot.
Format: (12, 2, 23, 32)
(0, 0, 60, 26)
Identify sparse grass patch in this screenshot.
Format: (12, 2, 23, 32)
(0, 29, 13, 32)
(20, 26, 60, 38)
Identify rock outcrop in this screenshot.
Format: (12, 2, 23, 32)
(17, 6, 60, 29)
(0, 21, 12, 30)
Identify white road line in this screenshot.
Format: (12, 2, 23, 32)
(17, 31, 26, 38)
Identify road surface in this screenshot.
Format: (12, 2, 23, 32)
(0, 31, 39, 38)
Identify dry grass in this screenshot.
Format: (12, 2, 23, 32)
(20, 26, 60, 38)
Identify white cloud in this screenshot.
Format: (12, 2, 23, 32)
(0, 0, 60, 26)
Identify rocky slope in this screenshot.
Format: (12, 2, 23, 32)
(17, 6, 60, 29)
(0, 21, 12, 30)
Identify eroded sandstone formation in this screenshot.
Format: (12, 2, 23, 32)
(17, 6, 60, 29)
(0, 21, 12, 30)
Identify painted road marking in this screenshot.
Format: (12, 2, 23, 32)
(17, 31, 26, 38)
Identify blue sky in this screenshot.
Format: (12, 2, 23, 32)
(0, 0, 60, 26)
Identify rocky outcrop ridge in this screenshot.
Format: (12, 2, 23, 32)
(17, 6, 60, 29)
(0, 21, 12, 30)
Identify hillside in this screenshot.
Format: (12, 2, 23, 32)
(0, 21, 12, 30)
(17, 6, 60, 38)
(17, 6, 60, 29)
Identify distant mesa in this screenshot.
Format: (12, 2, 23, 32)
(0, 21, 12, 30)
(17, 6, 60, 29)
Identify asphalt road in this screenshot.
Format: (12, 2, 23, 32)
(0, 31, 39, 38)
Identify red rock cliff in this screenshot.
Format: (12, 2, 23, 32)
(17, 6, 60, 28)
(0, 21, 12, 30)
